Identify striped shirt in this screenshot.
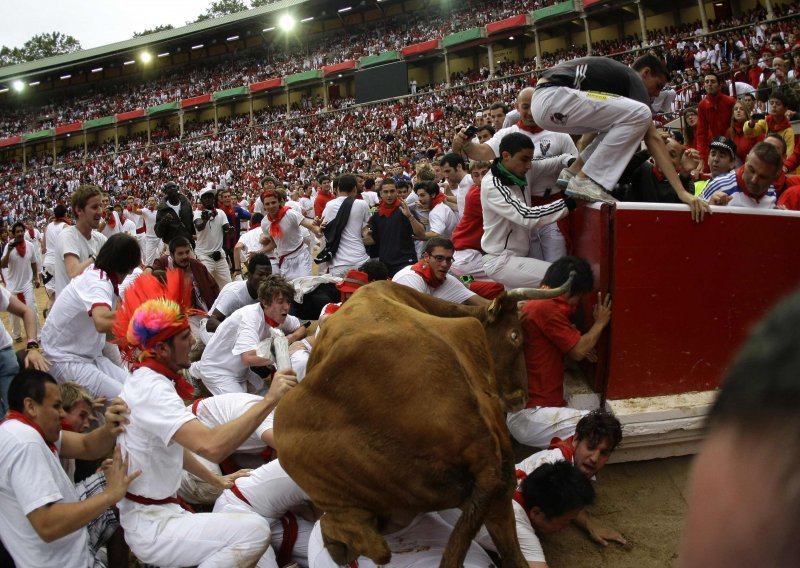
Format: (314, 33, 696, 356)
(700, 169, 777, 209)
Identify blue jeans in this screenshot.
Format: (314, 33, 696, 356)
(0, 346, 20, 417)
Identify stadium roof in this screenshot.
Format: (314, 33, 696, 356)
(0, 0, 307, 83)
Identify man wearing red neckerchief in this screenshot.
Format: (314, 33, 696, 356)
(113, 270, 298, 567)
(261, 189, 321, 281)
(393, 237, 488, 306)
(453, 87, 579, 261)
(98, 192, 122, 239)
(503, 410, 624, 564)
(1, 221, 41, 342)
(368, 179, 426, 277)
(0, 369, 135, 568)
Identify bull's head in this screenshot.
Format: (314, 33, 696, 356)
(483, 272, 576, 412)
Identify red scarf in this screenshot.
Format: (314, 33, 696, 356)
(410, 259, 444, 289)
(105, 212, 116, 228)
(54, 216, 72, 226)
(27, 227, 34, 239)
(766, 114, 791, 133)
(548, 435, 576, 462)
(60, 420, 75, 432)
(735, 165, 767, 202)
(13, 238, 26, 258)
(249, 222, 261, 229)
(268, 206, 291, 240)
(134, 358, 195, 400)
(430, 193, 446, 208)
(378, 199, 401, 217)
(517, 119, 544, 134)
(5, 410, 58, 454)
(652, 163, 667, 182)
(219, 202, 236, 222)
(264, 313, 281, 328)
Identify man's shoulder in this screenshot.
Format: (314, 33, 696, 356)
(703, 170, 738, 197)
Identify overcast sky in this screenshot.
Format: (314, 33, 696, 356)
(1, 1, 218, 50)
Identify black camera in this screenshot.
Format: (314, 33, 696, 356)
(464, 125, 478, 137)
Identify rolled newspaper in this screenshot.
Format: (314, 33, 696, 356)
(255, 329, 291, 370)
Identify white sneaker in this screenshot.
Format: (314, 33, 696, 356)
(555, 167, 575, 189)
(566, 176, 618, 204)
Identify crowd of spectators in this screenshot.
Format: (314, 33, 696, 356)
(1, 0, 798, 139)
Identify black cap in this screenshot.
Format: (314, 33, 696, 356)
(163, 181, 178, 191)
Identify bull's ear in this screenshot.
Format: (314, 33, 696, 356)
(486, 297, 503, 323)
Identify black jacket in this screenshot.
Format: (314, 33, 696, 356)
(155, 193, 195, 245)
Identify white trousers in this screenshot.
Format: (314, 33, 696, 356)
(279, 248, 313, 281)
(506, 406, 589, 448)
(450, 249, 489, 280)
(120, 501, 270, 568)
(532, 86, 652, 191)
(529, 222, 567, 263)
(144, 235, 161, 267)
(48, 356, 127, 400)
(196, 252, 232, 289)
(483, 250, 551, 289)
(9, 285, 39, 340)
(178, 453, 223, 505)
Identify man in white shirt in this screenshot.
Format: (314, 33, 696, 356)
(204, 254, 272, 337)
(190, 274, 307, 395)
(140, 196, 161, 266)
(98, 192, 122, 239)
(262, 190, 322, 281)
(112, 271, 298, 568)
(1, 221, 41, 341)
(53, 185, 107, 297)
(42, 204, 70, 313)
(42, 234, 141, 399)
(439, 153, 473, 218)
(393, 237, 487, 306)
(0, 369, 137, 568)
(193, 187, 232, 289)
(414, 181, 458, 239)
(234, 213, 276, 273)
(321, 174, 371, 278)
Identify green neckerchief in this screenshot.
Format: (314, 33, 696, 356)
(497, 161, 527, 189)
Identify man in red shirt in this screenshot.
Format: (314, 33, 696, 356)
(696, 72, 737, 166)
(506, 256, 612, 448)
(313, 175, 335, 219)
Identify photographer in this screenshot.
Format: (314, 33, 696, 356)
(194, 186, 232, 288)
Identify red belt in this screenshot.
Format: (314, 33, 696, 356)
(136, 227, 146, 234)
(278, 243, 304, 268)
(277, 511, 299, 567)
(125, 492, 195, 513)
(190, 397, 206, 415)
(229, 481, 252, 507)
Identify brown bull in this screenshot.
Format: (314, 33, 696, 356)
(274, 277, 573, 567)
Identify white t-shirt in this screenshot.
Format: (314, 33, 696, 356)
(2, 240, 35, 292)
(120, 218, 137, 237)
(455, 174, 473, 218)
(194, 302, 300, 385)
(0, 420, 91, 568)
(361, 190, 380, 208)
(192, 208, 227, 255)
(321, 196, 370, 268)
(392, 265, 475, 304)
(194, 394, 273, 454)
(262, 209, 306, 256)
(54, 226, 107, 296)
(119, 366, 196, 501)
(43, 220, 67, 269)
(308, 512, 493, 568)
(210, 280, 258, 317)
(141, 208, 158, 238)
(486, 125, 577, 197)
(24, 227, 43, 266)
(428, 202, 458, 238)
(100, 211, 122, 239)
(0, 287, 14, 350)
(42, 268, 115, 362)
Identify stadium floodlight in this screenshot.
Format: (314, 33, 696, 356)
(278, 14, 295, 31)
(509, 36, 514, 40)
(0, 88, 9, 93)
(29, 81, 40, 86)
(227, 35, 240, 41)
(157, 52, 170, 58)
(91, 67, 103, 73)
(301, 17, 314, 22)
(60, 74, 72, 80)
(12, 80, 24, 92)
(263, 27, 275, 32)
(123, 60, 136, 65)
(140, 52, 152, 63)
(192, 44, 204, 50)
(338, 6, 352, 12)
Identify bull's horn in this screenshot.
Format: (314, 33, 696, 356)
(506, 271, 576, 302)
